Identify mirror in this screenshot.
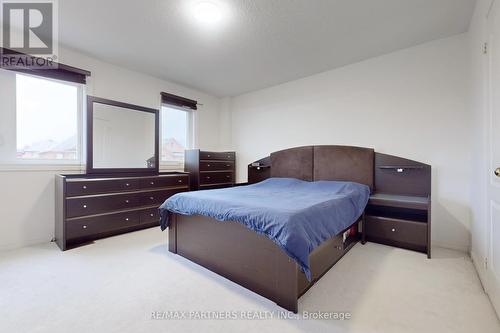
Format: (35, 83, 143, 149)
(87, 96, 159, 174)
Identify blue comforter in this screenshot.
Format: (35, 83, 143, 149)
(159, 178, 370, 281)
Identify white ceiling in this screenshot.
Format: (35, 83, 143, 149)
(58, 0, 476, 97)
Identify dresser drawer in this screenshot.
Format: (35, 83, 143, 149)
(140, 188, 187, 206)
(140, 207, 160, 224)
(66, 210, 140, 239)
(66, 178, 140, 197)
(200, 151, 235, 161)
(198, 183, 234, 190)
(66, 193, 142, 218)
(365, 216, 427, 247)
(140, 176, 188, 189)
(199, 161, 234, 171)
(199, 172, 233, 185)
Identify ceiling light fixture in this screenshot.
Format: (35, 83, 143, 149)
(193, 1, 222, 24)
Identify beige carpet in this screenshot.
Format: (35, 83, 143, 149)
(0, 227, 499, 333)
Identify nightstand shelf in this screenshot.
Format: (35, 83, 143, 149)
(368, 193, 429, 210)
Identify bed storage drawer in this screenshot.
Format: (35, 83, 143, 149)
(66, 178, 140, 196)
(365, 216, 427, 249)
(199, 172, 233, 185)
(199, 161, 234, 171)
(140, 175, 188, 189)
(200, 151, 235, 161)
(66, 211, 141, 239)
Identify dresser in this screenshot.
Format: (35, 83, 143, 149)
(184, 150, 235, 190)
(55, 172, 189, 250)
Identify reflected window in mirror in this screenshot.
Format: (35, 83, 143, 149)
(160, 105, 194, 165)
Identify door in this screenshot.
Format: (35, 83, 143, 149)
(487, 0, 500, 314)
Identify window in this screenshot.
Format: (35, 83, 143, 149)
(15, 74, 82, 162)
(160, 105, 194, 164)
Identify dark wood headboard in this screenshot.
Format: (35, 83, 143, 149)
(270, 146, 314, 181)
(268, 145, 374, 189)
(248, 146, 430, 197)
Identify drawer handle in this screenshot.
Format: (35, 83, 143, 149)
(150, 213, 154, 217)
(82, 185, 87, 189)
(226, 164, 230, 167)
(391, 228, 396, 232)
(206, 176, 210, 179)
(150, 181, 155, 185)
(207, 164, 211, 167)
(150, 197, 154, 200)
(125, 200, 130, 203)
(207, 154, 211, 157)
(226, 175, 230, 178)
(82, 225, 87, 229)
(178, 180, 183, 183)
(126, 183, 130, 187)
(83, 204, 87, 208)
(125, 218, 129, 221)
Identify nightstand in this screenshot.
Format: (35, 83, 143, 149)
(247, 156, 271, 184)
(362, 152, 432, 258)
(362, 193, 431, 258)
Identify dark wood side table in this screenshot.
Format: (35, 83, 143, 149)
(362, 152, 432, 258)
(362, 193, 431, 258)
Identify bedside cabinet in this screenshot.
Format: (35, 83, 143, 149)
(363, 194, 431, 258)
(362, 153, 432, 258)
(247, 156, 271, 184)
(185, 149, 236, 190)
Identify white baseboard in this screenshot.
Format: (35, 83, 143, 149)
(471, 250, 488, 291)
(432, 241, 469, 253)
(0, 237, 52, 252)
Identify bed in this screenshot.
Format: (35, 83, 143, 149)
(160, 146, 375, 312)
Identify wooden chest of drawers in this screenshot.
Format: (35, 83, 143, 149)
(55, 173, 189, 250)
(185, 149, 235, 190)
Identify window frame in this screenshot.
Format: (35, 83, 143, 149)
(159, 103, 196, 169)
(13, 72, 85, 166)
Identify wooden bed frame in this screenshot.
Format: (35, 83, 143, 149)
(167, 145, 431, 312)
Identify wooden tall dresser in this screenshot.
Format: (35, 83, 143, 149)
(55, 172, 189, 250)
(184, 149, 236, 190)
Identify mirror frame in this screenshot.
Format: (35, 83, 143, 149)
(86, 96, 159, 174)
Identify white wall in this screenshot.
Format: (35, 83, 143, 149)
(0, 47, 223, 251)
(227, 34, 472, 252)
